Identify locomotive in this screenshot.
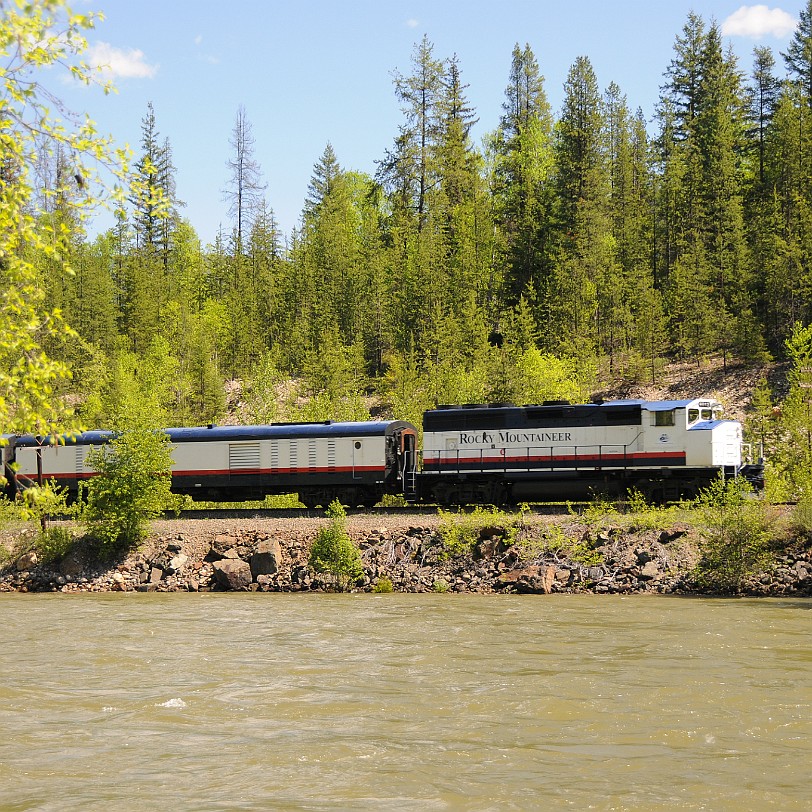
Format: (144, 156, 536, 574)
(417, 397, 749, 504)
(3, 397, 758, 506)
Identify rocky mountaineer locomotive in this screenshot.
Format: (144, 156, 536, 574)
(416, 397, 749, 504)
(3, 397, 757, 505)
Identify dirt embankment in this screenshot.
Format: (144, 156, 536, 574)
(595, 356, 785, 425)
(2, 512, 811, 597)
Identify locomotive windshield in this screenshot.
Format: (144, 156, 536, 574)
(688, 405, 723, 424)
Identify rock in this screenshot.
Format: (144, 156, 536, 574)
(496, 566, 538, 588)
(16, 551, 38, 571)
(475, 538, 499, 560)
(640, 561, 661, 579)
(540, 565, 556, 594)
(250, 539, 282, 578)
(60, 551, 84, 577)
(111, 572, 126, 591)
(149, 567, 164, 584)
(212, 558, 252, 590)
(166, 542, 183, 553)
(659, 526, 688, 544)
(168, 554, 188, 573)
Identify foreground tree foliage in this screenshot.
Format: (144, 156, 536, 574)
(0, 0, 126, 439)
(81, 425, 175, 554)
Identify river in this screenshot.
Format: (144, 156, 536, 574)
(0, 594, 809, 811)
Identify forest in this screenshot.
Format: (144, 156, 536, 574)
(5, 2, 812, 492)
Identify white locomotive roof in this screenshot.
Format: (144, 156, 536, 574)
(602, 398, 720, 412)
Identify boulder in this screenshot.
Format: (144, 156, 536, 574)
(212, 558, 252, 590)
(250, 539, 282, 578)
(59, 551, 84, 577)
(640, 561, 661, 580)
(15, 551, 38, 571)
(168, 554, 188, 573)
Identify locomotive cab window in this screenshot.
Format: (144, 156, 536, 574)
(653, 410, 675, 427)
(701, 408, 714, 421)
(688, 409, 699, 424)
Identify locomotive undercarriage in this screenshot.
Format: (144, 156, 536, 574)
(416, 468, 721, 506)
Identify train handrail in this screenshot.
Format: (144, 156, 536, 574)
(425, 441, 638, 473)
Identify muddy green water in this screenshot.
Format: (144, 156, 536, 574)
(0, 594, 809, 811)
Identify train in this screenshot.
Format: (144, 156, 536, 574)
(2, 397, 762, 506)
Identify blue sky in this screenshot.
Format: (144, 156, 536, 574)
(59, 1, 802, 243)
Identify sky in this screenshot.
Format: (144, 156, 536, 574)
(54, 1, 804, 244)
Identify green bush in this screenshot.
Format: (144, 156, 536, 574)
(432, 577, 450, 593)
(308, 500, 364, 591)
(575, 494, 619, 527)
(18, 479, 74, 523)
(372, 576, 394, 593)
(437, 506, 518, 559)
(36, 525, 75, 564)
(81, 427, 176, 554)
(693, 475, 775, 593)
(622, 488, 678, 531)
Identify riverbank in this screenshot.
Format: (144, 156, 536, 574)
(2, 511, 811, 597)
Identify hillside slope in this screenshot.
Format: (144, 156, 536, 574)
(595, 357, 784, 424)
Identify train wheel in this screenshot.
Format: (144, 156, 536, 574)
(299, 491, 321, 509)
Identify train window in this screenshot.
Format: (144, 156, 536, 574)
(701, 409, 713, 420)
(654, 410, 675, 427)
(688, 409, 699, 423)
(354, 441, 362, 450)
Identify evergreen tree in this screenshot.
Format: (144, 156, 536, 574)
(784, 0, 812, 102)
(748, 46, 781, 188)
(550, 55, 608, 357)
(492, 43, 555, 307)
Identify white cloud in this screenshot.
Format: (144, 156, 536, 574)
(87, 41, 158, 79)
(722, 5, 797, 38)
(406, 18, 419, 28)
(194, 34, 203, 46)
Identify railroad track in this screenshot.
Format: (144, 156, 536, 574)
(170, 504, 584, 520)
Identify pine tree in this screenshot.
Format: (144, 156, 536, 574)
(550, 55, 608, 357)
(784, 0, 812, 102)
(492, 43, 555, 306)
(748, 46, 781, 188)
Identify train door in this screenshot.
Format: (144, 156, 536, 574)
(402, 432, 417, 498)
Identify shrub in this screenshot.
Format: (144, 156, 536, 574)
(576, 494, 619, 528)
(81, 427, 176, 555)
(372, 576, 394, 593)
(432, 577, 450, 593)
(693, 475, 776, 593)
(36, 525, 75, 564)
(308, 500, 363, 591)
(622, 488, 678, 531)
(19, 480, 75, 527)
(437, 506, 518, 559)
